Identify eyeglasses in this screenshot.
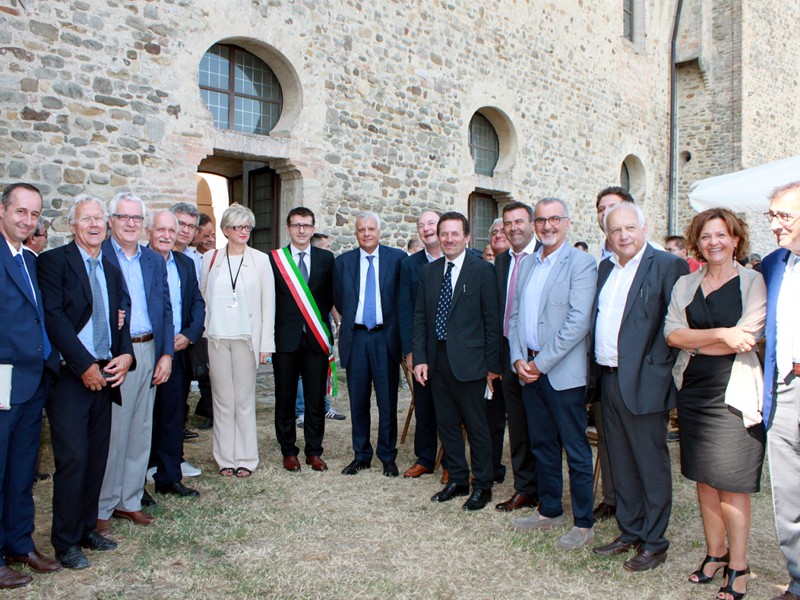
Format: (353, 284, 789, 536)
(112, 213, 144, 224)
(764, 210, 800, 225)
(33, 232, 48, 238)
(533, 216, 569, 226)
(75, 216, 105, 225)
(288, 223, 313, 230)
(230, 225, 254, 232)
(177, 220, 198, 231)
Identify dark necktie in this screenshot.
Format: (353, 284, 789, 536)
(14, 253, 51, 359)
(435, 262, 454, 341)
(88, 258, 111, 358)
(298, 251, 309, 282)
(363, 255, 377, 329)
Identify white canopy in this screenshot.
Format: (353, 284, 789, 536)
(687, 156, 800, 213)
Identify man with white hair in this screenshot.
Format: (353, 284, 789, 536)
(96, 193, 173, 534)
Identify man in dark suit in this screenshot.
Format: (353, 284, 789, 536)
(334, 212, 405, 476)
(398, 210, 442, 478)
(38, 195, 134, 569)
(493, 201, 539, 512)
(97, 193, 173, 532)
(146, 211, 204, 498)
(761, 182, 800, 600)
(0, 184, 61, 587)
(590, 202, 687, 572)
(269, 207, 334, 473)
(413, 212, 501, 511)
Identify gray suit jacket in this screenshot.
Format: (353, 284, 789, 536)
(508, 242, 597, 391)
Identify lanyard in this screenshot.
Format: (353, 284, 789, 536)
(226, 247, 244, 293)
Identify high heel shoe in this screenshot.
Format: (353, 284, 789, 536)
(689, 552, 730, 584)
(717, 565, 750, 600)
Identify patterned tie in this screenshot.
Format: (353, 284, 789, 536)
(363, 255, 377, 329)
(435, 262, 454, 341)
(14, 253, 51, 359)
(503, 251, 528, 337)
(88, 258, 111, 359)
(298, 251, 309, 282)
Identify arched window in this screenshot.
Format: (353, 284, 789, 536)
(199, 44, 283, 135)
(469, 113, 500, 177)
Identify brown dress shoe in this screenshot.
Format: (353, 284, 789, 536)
(403, 464, 433, 478)
(592, 502, 616, 521)
(95, 518, 112, 537)
(440, 469, 449, 484)
(592, 537, 640, 556)
(623, 549, 667, 572)
(6, 549, 62, 573)
(0, 565, 32, 589)
(305, 456, 328, 471)
(495, 493, 537, 512)
(283, 456, 301, 472)
(112, 509, 156, 526)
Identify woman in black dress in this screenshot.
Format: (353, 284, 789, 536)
(664, 209, 767, 600)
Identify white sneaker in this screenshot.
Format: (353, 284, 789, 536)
(296, 415, 304, 427)
(556, 526, 595, 551)
(181, 461, 202, 477)
(146, 466, 157, 484)
(512, 510, 566, 532)
(190, 381, 200, 392)
(325, 408, 346, 421)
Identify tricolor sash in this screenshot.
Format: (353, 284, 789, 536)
(271, 247, 338, 396)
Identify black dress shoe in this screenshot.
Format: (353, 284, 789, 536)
(183, 428, 199, 440)
(341, 459, 371, 475)
(155, 481, 200, 498)
(463, 488, 492, 511)
(80, 530, 118, 552)
(196, 418, 213, 430)
(593, 537, 641, 556)
(593, 502, 616, 521)
(431, 482, 470, 502)
(141, 489, 156, 507)
(623, 549, 667, 572)
(56, 546, 90, 569)
(382, 460, 399, 477)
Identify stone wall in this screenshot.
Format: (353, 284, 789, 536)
(3, 0, 678, 252)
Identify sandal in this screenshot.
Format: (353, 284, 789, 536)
(219, 467, 235, 477)
(235, 467, 252, 478)
(717, 565, 750, 600)
(689, 552, 730, 584)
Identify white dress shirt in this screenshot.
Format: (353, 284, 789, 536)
(355, 247, 383, 325)
(594, 243, 646, 367)
(443, 250, 467, 293)
(290, 244, 311, 274)
(776, 252, 800, 378)
(506, 238, 538, 296)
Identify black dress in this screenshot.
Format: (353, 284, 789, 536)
(677, 277, 765, 493)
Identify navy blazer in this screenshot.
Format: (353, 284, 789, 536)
(102, 239, 174, 370)
(38, 241, 134, 403)
(173, 251, 205, 345)
(333, 244, 405, 370)
(398, 250, 431, 357)
(0, 242, 54, 404)
(591, 244, 688, 415)
(761, 247, 792, 429)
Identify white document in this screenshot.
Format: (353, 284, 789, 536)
(0, 364, 11, 411)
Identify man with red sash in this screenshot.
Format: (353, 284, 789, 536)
(269, 207, 335, 472)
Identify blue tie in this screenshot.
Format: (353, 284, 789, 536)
(88, 258, 111, 359)
(13, 253, 51, 360)
(435, 262, 454, 341)
(363, 255, 376, 330)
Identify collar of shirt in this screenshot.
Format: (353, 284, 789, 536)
(445, 250, 467, 271)
(359, 246, 380, 261)
(111, 237, 141, 262)
(424, 249, 438, 263)
(166, 250, 176, 266)
(534, 240, 566, 265)
(77, 243, 104, 268)
(510, 238, 538, 267)
(5, 238, 23, 258)
(290, 243, 311, 257)
(609, 241, 648, 269)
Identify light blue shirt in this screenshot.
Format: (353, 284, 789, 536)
(76, 244, 112, 360)
(111, 238, 153, 336)
(523, 241, 567, 352)
(166, 251, 181, 340)
(183, 246, 202, 281)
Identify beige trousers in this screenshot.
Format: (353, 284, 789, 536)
(208, 339, 259, 471)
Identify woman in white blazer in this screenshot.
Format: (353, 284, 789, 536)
(200, 203, 275, 477)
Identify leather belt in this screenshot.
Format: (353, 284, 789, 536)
(131, 332, 154, 343)
(599, 365, 618, 374)
(354, 324, 383, 332)
(527, 349, 539, 360)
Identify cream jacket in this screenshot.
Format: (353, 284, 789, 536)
(200, 245, 276, 368)
(663, 263, 767, 427)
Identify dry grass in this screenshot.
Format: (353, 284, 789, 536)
(10, 368, 788, 599)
